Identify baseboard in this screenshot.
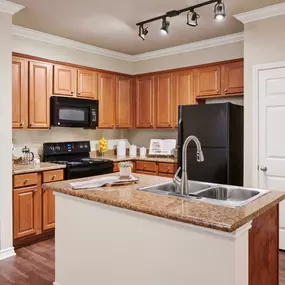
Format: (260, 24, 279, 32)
(0, 247, 16, 260)
(280, 229, 285, 250)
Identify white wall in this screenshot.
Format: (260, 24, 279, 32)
(133, 41, 244, 74)
(244, 14, 285, 187)
(13, 35, 134, 74)
(0, 11, 14, 259)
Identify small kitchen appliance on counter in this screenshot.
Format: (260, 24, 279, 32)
(21, 146, 34, 165)
(43, 141, 113, 180)
(117, 140, 126, 157)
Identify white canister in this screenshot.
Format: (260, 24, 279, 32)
(140, 147, 147, 157)
(130, 145, 137, 157)
(117, 140, 126, 157)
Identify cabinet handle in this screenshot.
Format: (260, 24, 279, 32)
(224, 89, 228, 92)
(23, 179, 29, 185)
(52, 175, 56, 181)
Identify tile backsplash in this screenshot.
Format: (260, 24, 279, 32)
(13, 127, 129, 159)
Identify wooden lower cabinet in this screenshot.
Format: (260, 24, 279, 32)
(13, 169, 64, 247)
(43, 188, 55, 230)
(13, 185, 41, 239)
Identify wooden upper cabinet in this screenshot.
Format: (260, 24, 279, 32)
(154, 73, 172, 128)
(98, 73, 116, 129)
(77, 69, 97, 99)
(172, 70, 194, 128)
(29, 61, 52, 129)
(12, 57, 28, 129)
(13, 185, 41, 239)
(194, 65, 221, 98)
(53, 65, 77, 96)
(116, 76, 132, 129)
(135, 76, 154, 128)
(222, 61, 244, 95)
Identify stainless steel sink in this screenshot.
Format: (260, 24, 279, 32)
(137, 181, 211, 196)
(137, 181, 269, 208)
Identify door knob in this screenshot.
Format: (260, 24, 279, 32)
(260, 165, 267, 172)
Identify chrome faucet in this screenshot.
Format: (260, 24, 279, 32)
(173, 136, 204, 196)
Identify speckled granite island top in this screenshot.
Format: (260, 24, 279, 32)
(43, 173, 285, 232)
(13, 162, 66, 175)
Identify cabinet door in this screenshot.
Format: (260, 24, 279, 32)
(155, 73, 172, 128)
(135, 76, 154, 128)
(98, 73, 116, 129)
(77, 69, 97, 99)
(13, 186, 41, 239)
(43, 188, 55, 230)
(222, 61, 244, 95)
(116, 76, 132, 129)
(29, 61, 52, 129)
(172, 70, 194, 128)
(12, 57, 28, 129)
(194, 66, 221, 97)
(53, 65, 77, 96)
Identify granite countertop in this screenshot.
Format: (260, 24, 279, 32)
(43, 173, 285, 233)
(98, 154, 177, 164)
(13, 162, 66, 175)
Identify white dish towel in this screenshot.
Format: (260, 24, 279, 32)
(70, 175, 138, 190)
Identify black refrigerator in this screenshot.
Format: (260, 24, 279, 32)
(178, 103, 243, 186)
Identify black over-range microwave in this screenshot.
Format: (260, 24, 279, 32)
(50, 96, 98, 128)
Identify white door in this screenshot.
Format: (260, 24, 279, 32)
(259, 67, 285, 250)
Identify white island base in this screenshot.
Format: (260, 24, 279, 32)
(53, 192, 251, 285)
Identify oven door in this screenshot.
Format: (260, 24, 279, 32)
(51, 97, 90, 128)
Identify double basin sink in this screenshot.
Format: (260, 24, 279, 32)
(137, 181, 269, 208)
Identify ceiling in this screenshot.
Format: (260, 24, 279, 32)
(10, 0, 284, 55)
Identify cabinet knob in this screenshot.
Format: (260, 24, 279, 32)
(150, 123, 153, 127)
(71, 91, 74, 94)
(117, 124, 119, 127)
(20, 122, 24, 127)
(224, 88, 228, 92)
(216, 90, 219, 93)
(30, 123, 34, 127)
(112, 124, 114, 128)
(167, 168, 170, 172)
(23, 179, 29, 185)
(168, 123, 171, 127)
(33, 189, 38, 193)
(175, 124, 178, 128)
(78, 92, 81, 95)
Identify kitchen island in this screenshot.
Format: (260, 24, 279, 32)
(44, 173, 285, 285)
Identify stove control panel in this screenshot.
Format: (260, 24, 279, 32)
(43, 141, 91, 155)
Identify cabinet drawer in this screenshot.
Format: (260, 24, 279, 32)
(136, 161, 156, 172)
(136, 170, 157, 176)
(14, 173, 38, 188)
(158, 173, 174, 178)
(158, 163, 177, 174)
(43, 169, 64, 183)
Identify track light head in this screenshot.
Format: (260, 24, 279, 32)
(214, 1, 226, 21)
(187, 10, 200, 27)
(138, 25, 148, 40)
(160, 18, 170, 35)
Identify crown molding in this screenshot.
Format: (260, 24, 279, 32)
(132, 32, 244, 62)
(13, 25, 244, 62)
(234, 2, 285, 24)
(0, 0, 24, 15)
(12, 25, 134, 62)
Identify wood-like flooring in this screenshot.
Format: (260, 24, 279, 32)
(0, 238, 285, 285)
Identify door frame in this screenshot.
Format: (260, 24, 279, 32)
(251, 61, 285, 188)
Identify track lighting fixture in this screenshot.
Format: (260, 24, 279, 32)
(136, 0, 226, 40)
(160, 18, 170, 35)
(187, 10, 200, 27)
(138, 25, 148, 40)
(214, 1, 226, 21)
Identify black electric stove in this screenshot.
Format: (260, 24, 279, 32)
(43, 141, 114, 180)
